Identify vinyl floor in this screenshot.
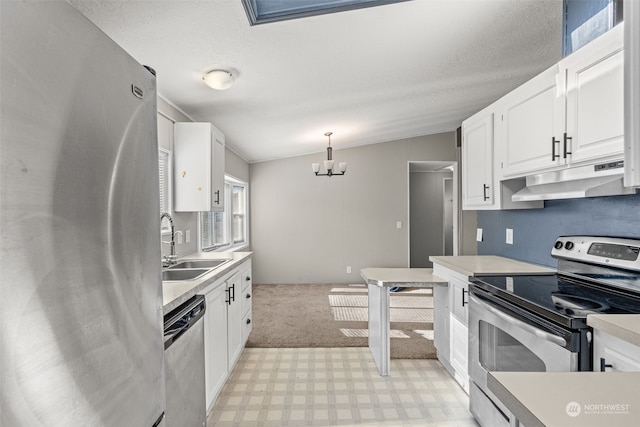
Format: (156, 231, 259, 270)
(207, 347, 479, 427)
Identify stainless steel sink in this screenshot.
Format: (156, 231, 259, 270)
(168, 259, 231, 270)
(162, 268, 211, 281)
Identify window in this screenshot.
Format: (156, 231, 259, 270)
(200, 175, 249, 251)
(242, 0, 409, 25)
(158, 148, 172, 233)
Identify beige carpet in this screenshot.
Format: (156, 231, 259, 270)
(245, 284, 437, 359)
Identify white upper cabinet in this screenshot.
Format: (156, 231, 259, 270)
(563, 23, 624, 165)
(499, 65, 563, 178)
(499, 23, 624, 179)
(173, 122, 225, 212)
(462, 111, 494, 208)
(462, 105, 543, 210)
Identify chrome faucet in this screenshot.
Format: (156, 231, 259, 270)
(160, 212, 178, 268)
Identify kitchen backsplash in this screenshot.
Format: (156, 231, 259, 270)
(477, 192, 640, 268)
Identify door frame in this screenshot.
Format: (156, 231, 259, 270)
(407, 161, 459, 267)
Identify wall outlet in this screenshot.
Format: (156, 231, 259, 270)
(396, 221, 402, 229)
(506, 228, 514, 245)
(185, 229, 191, 243)
(346, 266, 352, 274)
(176, 230, 184, 245)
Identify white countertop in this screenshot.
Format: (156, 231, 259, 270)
(488, 371, 640, 427)
(162, 251, 252, 313)
(429, 255, 555, 277)
(360, 268, 448, 287)
(587, 314, 640, 347)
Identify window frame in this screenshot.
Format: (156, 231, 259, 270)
(158, 147, 172, 235)
(198, 174, 249, 252)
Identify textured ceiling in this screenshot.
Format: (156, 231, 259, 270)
(68, 0, 563, 163)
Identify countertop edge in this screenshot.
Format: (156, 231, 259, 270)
(429, 255, 555, 277)
(488, 372, 640, 427)
(360, 268, 448, 288)
(587, 314, 640, 347)
(163, 252, 252, 313)
(487, 373, 544, 427)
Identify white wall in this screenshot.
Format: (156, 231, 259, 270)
(250, 132, 458, 284)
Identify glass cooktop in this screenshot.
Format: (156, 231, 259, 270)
(471, 274, 640, 328)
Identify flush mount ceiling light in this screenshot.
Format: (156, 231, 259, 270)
(312, 132, 347, 177)
(202, 70, 235, 90)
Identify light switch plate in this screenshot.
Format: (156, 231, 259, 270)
(506, 228, 514, 245)
(185, 229, 191, 243)
(476, 228, 483, 242)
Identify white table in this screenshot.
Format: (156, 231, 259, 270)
(360, 268, 448, 376)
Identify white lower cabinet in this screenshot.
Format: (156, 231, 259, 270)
(226, 272, 244, 371)
(433, 264, 470, 393)
(202, 259, 252, 412)
(449, 315, 469, 393)
(204, 282, 228, 411)
(241, 261, 253, 343)
(593, 329, 640, 372)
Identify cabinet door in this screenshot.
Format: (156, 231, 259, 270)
(501, 66, 563, 178)
(226, 272, 244, 370)
(462, 113, 493, 208)
(449, 314, 469, 393)
(563, 23, 624, 165)
(593, 329, 640, 372)
(174, 122, 225, 212)
(204, 283, 228, 410)
(450, 277, 469, 325)
(211, 127, 225, 212)
(433, 285, 450, 362)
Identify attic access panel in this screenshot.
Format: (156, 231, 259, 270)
(242, 0, 411, 25)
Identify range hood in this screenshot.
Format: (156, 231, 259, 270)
(511, 160, 636, 202)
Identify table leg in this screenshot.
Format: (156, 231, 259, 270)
(368, 284, 390, 376)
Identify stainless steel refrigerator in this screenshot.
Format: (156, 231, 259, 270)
(1, 2, 165, 426)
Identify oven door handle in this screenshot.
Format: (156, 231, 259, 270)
(472, 294, 568, 348)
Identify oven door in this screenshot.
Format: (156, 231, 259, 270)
(468, 292, 580, 427)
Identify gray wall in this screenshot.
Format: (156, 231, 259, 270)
(249, 132, 458, 284)
(157, 96, 250, 257)
(477, 193, 640, 267)
(409, 171, 453, 268)
(158, 97, 198, 257)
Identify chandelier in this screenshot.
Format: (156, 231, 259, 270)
(312, 132, 347, 177)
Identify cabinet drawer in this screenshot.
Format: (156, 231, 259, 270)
(242, 284, 252, 317)
(241, 263, 252, 291)
(242, 312, 252, 343)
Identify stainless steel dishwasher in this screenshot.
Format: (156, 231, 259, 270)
(164, 295, 207, 427)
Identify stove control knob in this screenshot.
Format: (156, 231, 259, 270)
(565, 241, 575, 250)
(554, 240, 564, 250)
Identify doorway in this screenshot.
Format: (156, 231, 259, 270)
(408, 161, 457, 268)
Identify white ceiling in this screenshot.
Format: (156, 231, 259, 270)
(68, 0, 563, 163)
